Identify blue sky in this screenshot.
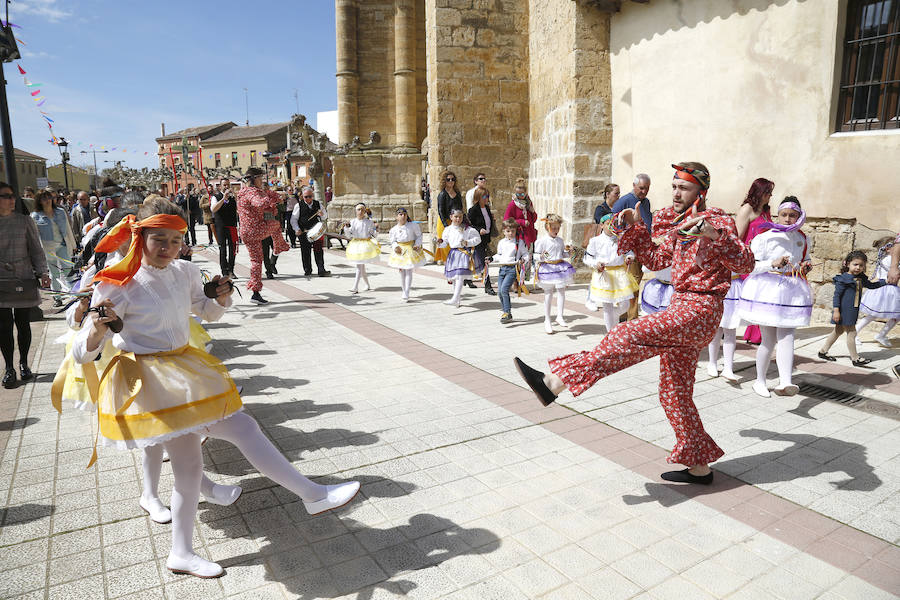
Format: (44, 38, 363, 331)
(6, 0, 338, 169)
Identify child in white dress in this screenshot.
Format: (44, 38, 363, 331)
(857, 236, 899, 347)
(534, 214, 576, 334)
(583, 213, 637, 334)
(344, 203, 380, 293)
(388, 207, 425, 301)
(436, 208, 482, 307)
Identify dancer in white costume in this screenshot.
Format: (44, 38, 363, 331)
(857, 235, 900, 347)
(344, 203, 380, 294)
(582, 213, 637, 334)
(534, 214, 576, 334)
(388, 207, 425, 301)
(707, 273, 743, 382)
(436, 208, 482, 308)
(73, 198, 359, 578)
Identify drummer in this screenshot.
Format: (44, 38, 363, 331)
(290, 186, 331, 278)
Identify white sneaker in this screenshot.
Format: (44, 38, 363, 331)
(875, 334, 892, 348)
(544, 320, 554, 334)
(774, 383, 799, 396)
(721, 370, 739, 383)
(139, 496, 171, 524)
(707, 363, 719, 378)
(752, 381, 771, 398)
(166, 553, 224, 578)
(555, 317, 567, 327)
(350, 288, 358, 294)
(202, 484, 242, 506)
(585, 300, 598, 312)
(303, 481, 360, 516)
(443, 298, 460, 307)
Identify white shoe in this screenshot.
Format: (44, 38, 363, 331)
(875, 334, 892, 348)
(721, 370, 739, 383)
(202, 484, 242, 506)
(752, 381, 771, 398)
(707, 363, 719, 378)
(401, 296, 409, 303)
(162, 448, 170, 462)
(555, 317, 567, 327)
(303, 481, 360, 516)
(544, 320, 554, 334)
(585, 300, 598, 312)
(774, 383, 799, 396)
(362, 285, 371, 292)
(350, 288, 358, 294)
(139, 496, 171, 524)
(166, 553, 224, 578)
(443, 298, 460, 307)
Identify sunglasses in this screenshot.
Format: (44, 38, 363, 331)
(476, 177, 486, 181)
(302, 196, 314, 200)
(445, 177, 455, 182)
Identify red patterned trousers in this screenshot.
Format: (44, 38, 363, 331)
(549, 293, 725, 466)
(245, 227, 290, 293)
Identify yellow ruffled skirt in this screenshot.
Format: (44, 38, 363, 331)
(590, 265, 639, 305)
(388, 241, 426, 269)
(96, 344, 242, 449)
(433, 220, 449, 264)
(346, 238, 381, 263)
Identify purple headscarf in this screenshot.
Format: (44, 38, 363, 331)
(758, 200, 805, 233)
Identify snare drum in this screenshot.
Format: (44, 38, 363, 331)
(306, 221, 325, 242)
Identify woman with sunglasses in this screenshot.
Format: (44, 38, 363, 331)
(435, 170, 462, 264)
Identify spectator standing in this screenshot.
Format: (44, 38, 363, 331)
(70, 191, 97, 247)
(612, 174, 652, 320)
(736, 178, 775, 345)
(593, 183, 620, 224)
(0, 181, 50, 388)
(503, 178, 538, 249)
(435, 170, 462, 264)
(465, 172, 487, 210)
(211, 180, 237, 278)
(467, 187, 497, 295)
(30, 189, 76, 305)
(200, 191, 216, 245)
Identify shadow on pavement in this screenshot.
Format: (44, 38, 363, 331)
(0, 502, 55, 526)
(213, 339, 277, 358)
(235, 374, 311, 397)
(201, 500, 501, 600)
(0, 417, 39, 431)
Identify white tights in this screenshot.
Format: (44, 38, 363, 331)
(352, 264, 369, 292)
(140, 446, 221, 505)
(756, 326, 795, 387)
(448, 278, 464, 304)
(708, 328, 737, 375)
(399, 269, 413, 299)
(600, 304, 618, 334)
(856, 315, 898, 339)
(544, 288, 566, 324)
(165, 412, 327, 560)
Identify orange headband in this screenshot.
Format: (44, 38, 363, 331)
(93, 214, 188, 286)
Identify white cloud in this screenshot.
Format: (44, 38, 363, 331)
(22, 50, 55, 59)
(12, 0, 72, 22)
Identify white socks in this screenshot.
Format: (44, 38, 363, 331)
(757, 326, 796, 390)
(556, 289, 567, 326)
(707, 328, 737, 378)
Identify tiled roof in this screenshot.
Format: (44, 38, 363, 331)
(156, 122, 236, 142)
(0, 146, 47, 161)
(203, 122, 290, 144)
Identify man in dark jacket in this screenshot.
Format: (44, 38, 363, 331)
(290, 186, 330, 277)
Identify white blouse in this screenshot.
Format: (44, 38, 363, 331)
(73, 260, 229, 363)
(874, 254, 893, 280)
(492, 238, 529, 265)
(583, 233, 632, 269)
(750, 230, 810, 275)
(534, 236, 569, 262)
(344, 218, 376, 239)
(389, 222, 423, 247)
(437, 224, 481, 249)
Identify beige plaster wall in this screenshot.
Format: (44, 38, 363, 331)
(609, 0, 900, 232)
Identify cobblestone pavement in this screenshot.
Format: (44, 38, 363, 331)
(1, 243, 898, 600)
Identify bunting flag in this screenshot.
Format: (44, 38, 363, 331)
(17, 65, 25, 74)
(36, 100, 45, 106)
(30, 89, 40, 96)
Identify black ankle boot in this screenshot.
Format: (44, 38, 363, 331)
(19, 364, 34, 381)
(464, 280, 477, 289)
(2, 367, 16, 389)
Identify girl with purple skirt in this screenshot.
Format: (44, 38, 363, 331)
(640, 266, 673, 315)
(534, 214, 576, 334)
(436, 208, 482, 308)
(738, 197, 812, 397)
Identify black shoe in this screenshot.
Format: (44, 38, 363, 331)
(318, 271, 331, 277)
(893, 364, 900, 379)
(817, 351, 836, 362)
(52, 297, 63, 307)
(851, 357, 872, 367)
(484, 286, 497, 296)
(250, 292, 269, 305)
(660, 468, 714, 485)
(513, 357, 557, 406)
(19, 364, 34, 381)
(2, 368, 16, 389)
(266, 271, 274, 280)
(464, 280, 477, 289)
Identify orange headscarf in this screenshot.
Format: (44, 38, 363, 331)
(93, 214, 188, 286)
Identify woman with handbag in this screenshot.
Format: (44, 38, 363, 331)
(31, 189, 76, 306)
(1, 182, 51, 388)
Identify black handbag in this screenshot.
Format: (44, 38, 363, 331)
(0, 277, 38, 303)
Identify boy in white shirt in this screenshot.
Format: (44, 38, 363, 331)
(493, 219, 530, 323)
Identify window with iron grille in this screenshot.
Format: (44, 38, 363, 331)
(836, 0, 900, 131)
(215, 153, 221, 168)
(231, 152, 238, 167)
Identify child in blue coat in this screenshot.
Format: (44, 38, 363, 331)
(818, 250, 886, 366)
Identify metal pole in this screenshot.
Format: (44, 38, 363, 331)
(61, 154, 69, 190)
(92, 149, 97, 189)
(0, 62, 20, 206)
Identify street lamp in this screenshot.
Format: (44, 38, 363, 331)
(262, 151, 272, 186)
(80, 148, 108, 190)
(57, 137, 70, 191)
